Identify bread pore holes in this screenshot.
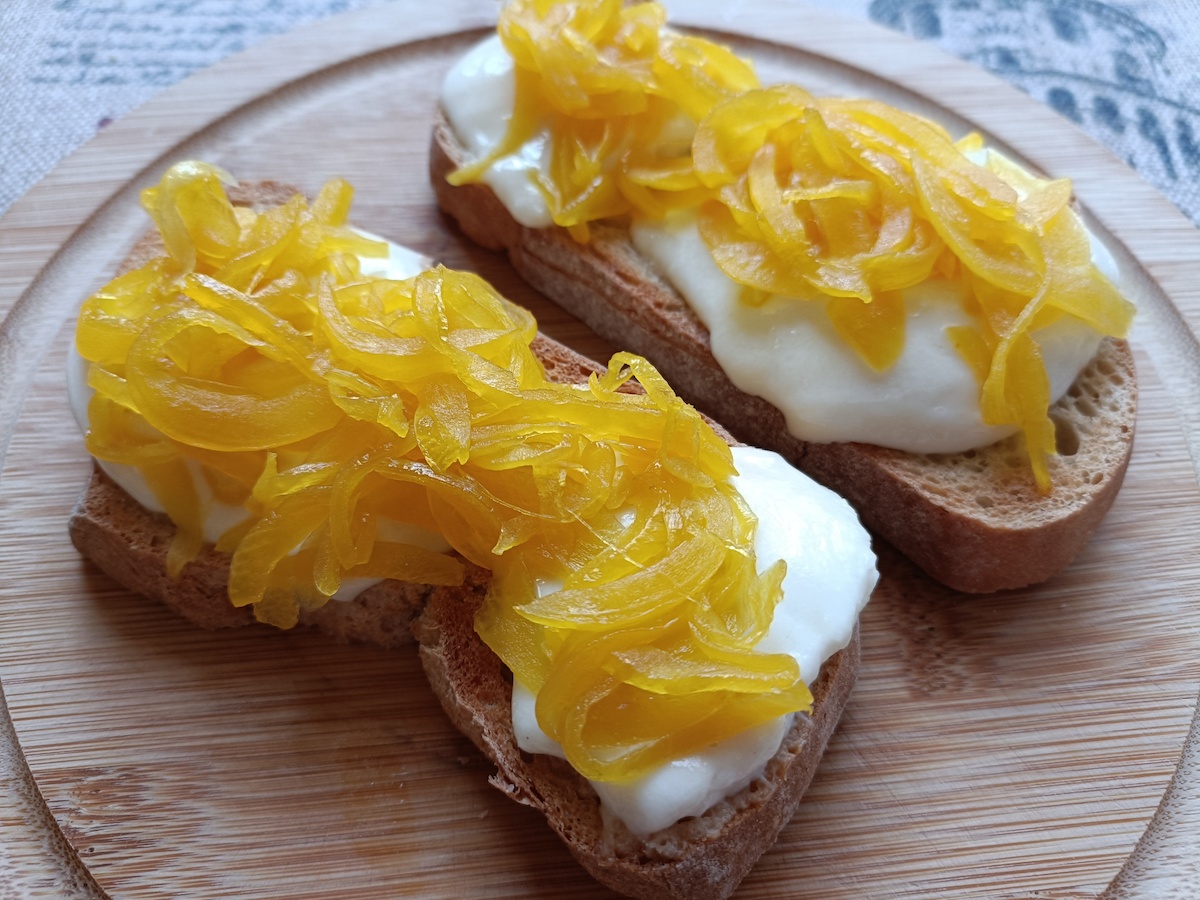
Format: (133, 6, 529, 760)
(1052, 413, 1081, 456)
(1074, 397, 1097, 418)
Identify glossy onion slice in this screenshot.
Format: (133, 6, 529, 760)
(76, 161, 808, 783)
(448, 0, 758, 237)
(449, 2, 1135, 489)
(694, 86, 1134, 489)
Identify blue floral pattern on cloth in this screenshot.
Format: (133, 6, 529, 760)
(870, 0, 1200, 225)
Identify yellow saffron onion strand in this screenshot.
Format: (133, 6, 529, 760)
(449, 2, 1135, 489)
(76, 160, 810, 783)
(448, 0, 759, 236)
(693, 85, 1135, 488)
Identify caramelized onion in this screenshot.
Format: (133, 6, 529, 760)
(449, 5, 1134, 489)
(76, 161, 806, 782)
(448, 0, 758, 237)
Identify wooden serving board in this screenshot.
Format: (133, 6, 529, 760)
(2, 2, 1200, 897)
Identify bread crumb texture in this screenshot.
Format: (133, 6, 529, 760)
(881, 337, 1136, 524)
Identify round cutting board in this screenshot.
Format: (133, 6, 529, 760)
(1, 2, 1199, 897)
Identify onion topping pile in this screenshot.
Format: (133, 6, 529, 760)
(449, 0, 1135, 490)
(76, 161, 810, 783)
(448, 0, 758, 240)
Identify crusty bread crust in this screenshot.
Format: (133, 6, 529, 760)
(69, 465, 450, 644)
(414, 581, 859, 900)
(430, 112, 1138, 593)
(69, 180, 861, 898)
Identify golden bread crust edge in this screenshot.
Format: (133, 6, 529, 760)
(430, 112, 1138, 593)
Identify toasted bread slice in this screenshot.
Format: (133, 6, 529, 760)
(69, 327, 627, 645)
(415, 580, 859, 900)
(72, 457, 861, 899)
(69, 177, 618, 642)
(431, 112, 1137, 593)
(69, 464, 466, 644)
(69, 179, 865, 898)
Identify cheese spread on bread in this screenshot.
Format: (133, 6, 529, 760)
(73, 334, 875, 831)
(628, 206, 1117, 452)
(441, 3, 1135, 488)
(513, 445, 874, 835)
(72, 161, 875, 834)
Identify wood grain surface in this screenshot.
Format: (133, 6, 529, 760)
(1, 2, 1199, 897)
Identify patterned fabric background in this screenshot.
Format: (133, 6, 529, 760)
(0, 1, 1196, 894)
(1, 0, 1197, 225)
(872, 0, 1200, 224)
